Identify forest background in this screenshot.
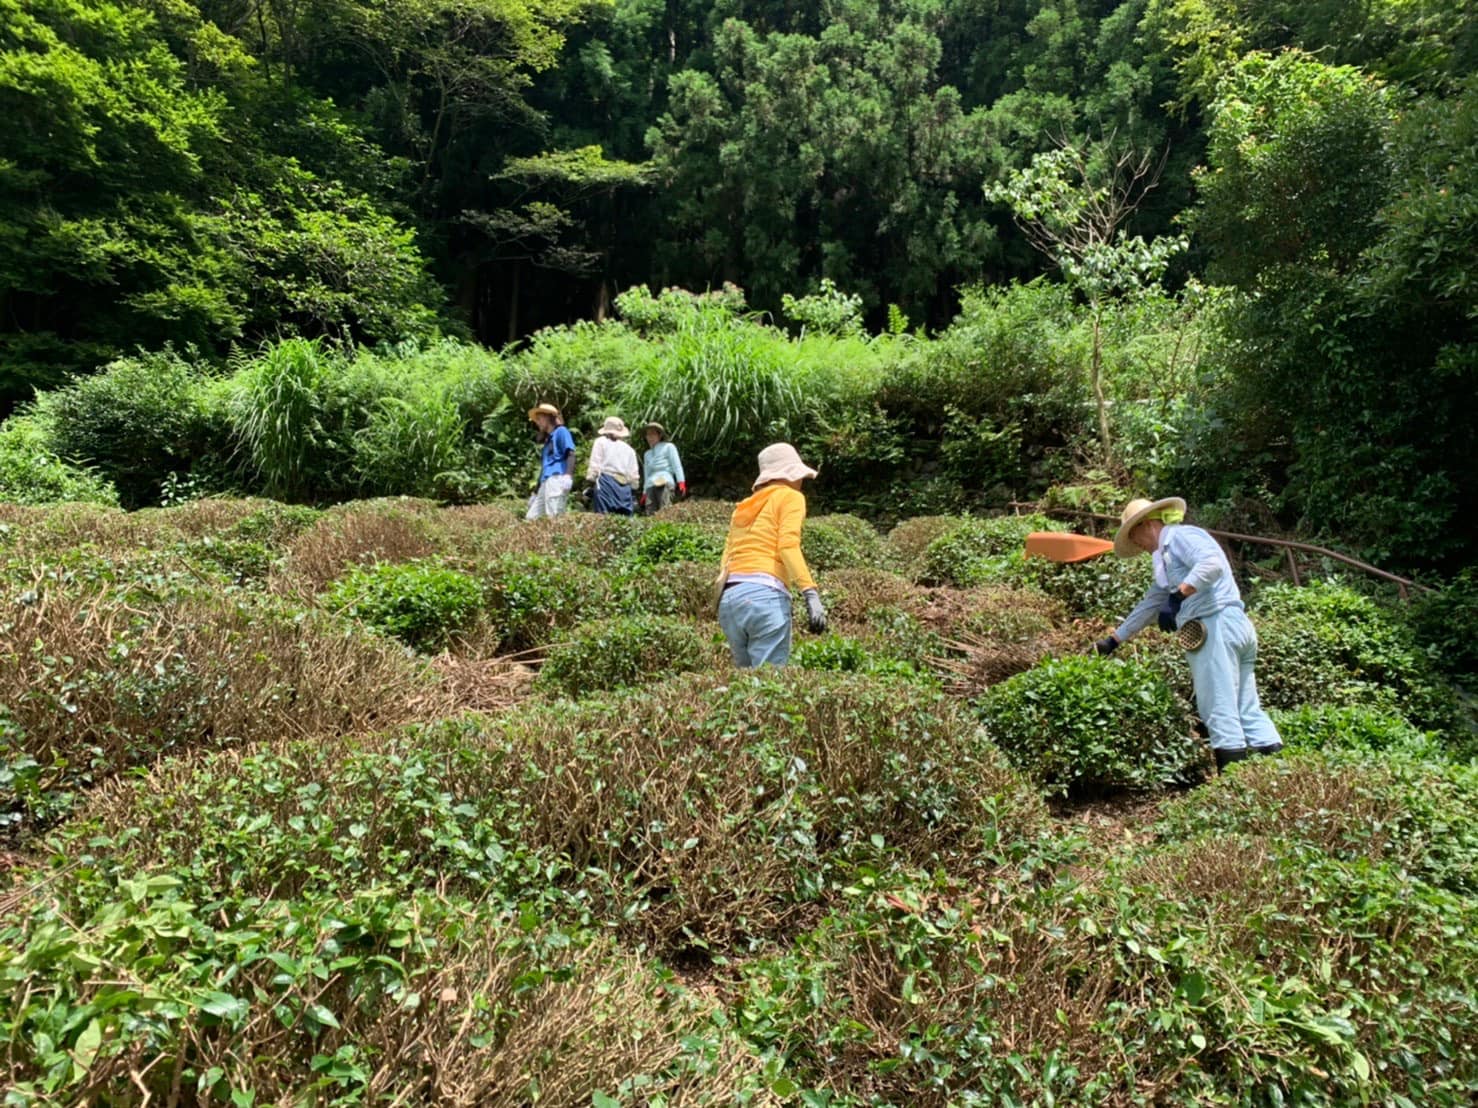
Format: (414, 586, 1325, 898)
(1, 0, 1475, 575)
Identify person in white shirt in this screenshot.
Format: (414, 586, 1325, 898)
(584, 416, 640, 516)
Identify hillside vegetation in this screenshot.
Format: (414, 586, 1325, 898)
(2, 499, 1474, 1103)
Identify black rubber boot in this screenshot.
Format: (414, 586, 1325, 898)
(1214, 747, 1252, 773)
(1250, 743, 1283, 757)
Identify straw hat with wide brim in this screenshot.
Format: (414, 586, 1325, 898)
(753, 443, 818, 489)
(597, 416, 631, 438)
(527, 402, 561, 423)
(642, 422, 667, 439)
(1114, 496, 1188, 558)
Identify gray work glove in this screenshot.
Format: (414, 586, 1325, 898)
(802, 588, 827, 634)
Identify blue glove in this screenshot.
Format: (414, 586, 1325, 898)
(1158, 590, 1184, 633)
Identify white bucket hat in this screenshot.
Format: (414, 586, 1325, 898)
(1114, 496, 1188, 558)
(753, 442, 818, 489)
(598, 416, 630, 439)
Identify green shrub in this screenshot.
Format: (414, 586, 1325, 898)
(535, 615, 718, 698)
(801, 514, 889, 571)
(919, 514, 1063, 587)
(181, 535, 276, 585)
(979, 655, 1202, 795)
(1409, 565, 1478, 680)
(610, 561, 716, 619)
(225, 502, 324, 546)
(325, 560, 485, 652)
(1251, 580, 1459, 729)
(30, 348, 228, 507)
(1273, 703, 1444, 758)
(483, 552, 611, 651)
(624, 521, 724, 568)
(1020, 551, 1154, 619)
(0, 418, 120, 507)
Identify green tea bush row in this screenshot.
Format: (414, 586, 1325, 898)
(324, 561, 485, 652)
(534, 614, 721, 698)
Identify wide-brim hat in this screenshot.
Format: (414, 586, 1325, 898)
(1114, 496, 1187, 558)
(753, 442, 818, 489)
(528, 402, 561, 424)
(642, 422, 667, 439)
(598, 416, 630, 439)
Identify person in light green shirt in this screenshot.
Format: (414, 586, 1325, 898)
(640, 422, 687, 515)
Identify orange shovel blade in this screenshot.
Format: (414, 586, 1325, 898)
(1024, 531, 1115, 563)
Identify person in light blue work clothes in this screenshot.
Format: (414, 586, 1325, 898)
(1092, 496, 1283, 772)
(639, 422, 687, 515)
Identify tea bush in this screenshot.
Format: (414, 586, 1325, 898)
(0, 886, 764, 1104)
(801, 514, 890, 571)
(534, 614, 718, 698)
(1154, 751, 1478, 895)
(1251, 580, 1459, 729)
(431, 671, 1049, 950)
(1019, 550, 1154, 619)
(790, 633, 934, 683)
(1273, 702, 1445, 758)
(918, 514, 1063, 587)
(610, 560, 716, 619)
(623, 520, 724, 568)
(482, 552, 612, 651)
(978, 655, 1202, 795)
(325, 560, 485, 652)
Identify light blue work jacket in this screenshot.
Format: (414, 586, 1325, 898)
(1114, 524, 1243, 642)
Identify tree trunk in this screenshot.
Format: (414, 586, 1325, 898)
(1091, 304, 1112, 462)
(507, 262, 521, 343)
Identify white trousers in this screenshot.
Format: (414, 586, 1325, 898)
(526, 474, 573, 520)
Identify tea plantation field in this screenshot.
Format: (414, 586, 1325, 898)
(2, 498, 1475, 1105)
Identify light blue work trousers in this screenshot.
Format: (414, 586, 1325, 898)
(1188, 605, 1282, 753)
(717, 582, 792, 667)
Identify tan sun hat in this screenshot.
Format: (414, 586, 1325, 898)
(527, 402, 561, 423)
(1113, 496, 1188, 558)
(753, 442, 818, 489)
(642, 421, 667, 439)
(598, 416, 631, 438)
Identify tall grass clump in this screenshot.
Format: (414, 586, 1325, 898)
(617, 306, 806, 472)
(229, 337, 347, 501)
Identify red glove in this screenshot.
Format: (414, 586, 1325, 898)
(678, 482, 688, 497)
(638, 494, 647, 508)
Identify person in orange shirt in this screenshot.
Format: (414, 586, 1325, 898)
(715, 443, 827, 667)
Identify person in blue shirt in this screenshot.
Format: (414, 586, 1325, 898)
(1092, 496, 1283, 772)
(525, 403, 576, 520)
(639, 422, 687, 515)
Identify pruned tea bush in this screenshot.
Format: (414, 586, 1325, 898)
(1251, 580, 1459, 729)
(272, 501, 446, 598)
(801, 514, 889, 571)
(610, 560, 716, 619)
(443, 671, 1047, 950)
(0, 888, 765, 1105)
(1154, 751, 1478, 895)
(325, 560, 485, 652)
(482, 552, 612, 651)
(0, 587, 443, 828)
(978, 655, 1202, 795)
(919, 514, 1063, 587)
(535, 614, 719, 697)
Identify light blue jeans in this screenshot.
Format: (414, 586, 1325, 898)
(718, 582, 792, 667)
(1187, 606, 1283, 752)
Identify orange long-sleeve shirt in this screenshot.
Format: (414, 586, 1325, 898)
(718, 484, 816, 592)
